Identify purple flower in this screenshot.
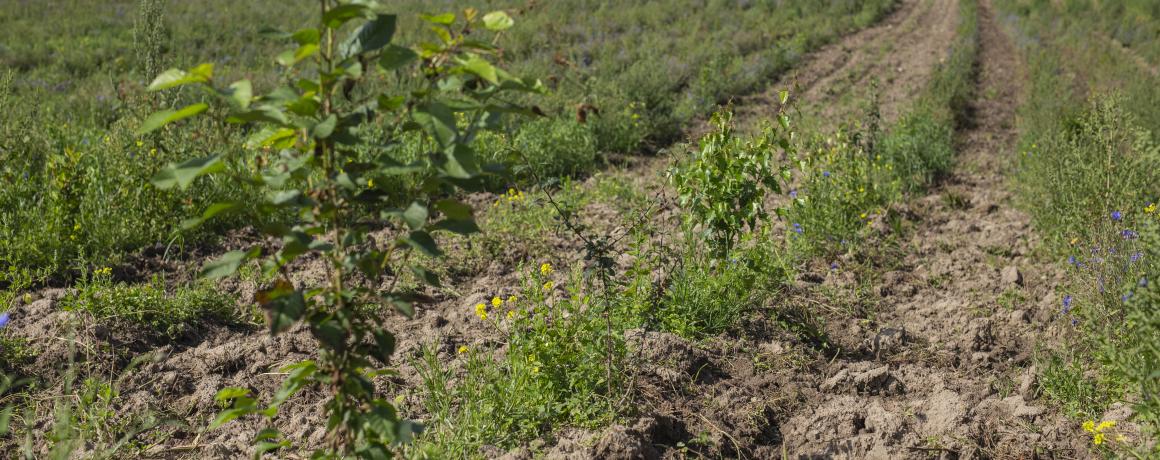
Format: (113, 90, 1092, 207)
(1131, 252, 1143, 263)
(0, 312, 9, 328)
(822, 171, 831, 178)
(1111, 210, 1122, 221)
(792, 223, 803, 234)
(1122, 229, 1138, 239)
(1071, 318, 1079, 327)
(1067, 255, 1077, 265)
(1122, 293, 1133, 303)
(789, 189, 798, 199)
(1062, 295, 1073, 314)
(830, 262, 839, 270)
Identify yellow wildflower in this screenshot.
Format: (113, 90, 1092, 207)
(1097, 420, 1116, 431)
(507, 295, 517, 304)
(540, 262, 552, 276)
(367, 178, 375, 188)
(1093, 433, 1105, 445)
(506, 310, 515, 320)
(491, 296, 503, 308)
(135, 140, 144, 147)
(474, 303, 488, 320)
(542, 281, 553, 292)
(149, 148, 157, 157)
(457, 345, 469, 354)
(1146, 202, 1157, 214)
(1083, 421, 1095, 432)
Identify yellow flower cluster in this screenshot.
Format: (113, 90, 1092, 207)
(505, 188, 526, 203)
(1082, 420, 1121, 445)
(474, 294, 522, 321)
(93, 267, 112, 277)
(1146, 202, 1157, 214)
(540, 262, 552, 276)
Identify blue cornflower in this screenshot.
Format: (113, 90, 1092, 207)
(1111, 210, 1123, 221)
(789, 189, 798, 199)
(822, 171, 831, 178)
(830, 262, 839, 270)
(0, 312, 9, 328)
(1062, 295, 1073, 314)
(1067, 255, 1077, 265)
(1122, 229, 1138, 239)
(1131, 252, 1143, 263)
(792, 223, 803, 234)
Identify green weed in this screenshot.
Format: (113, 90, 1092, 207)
(61, 270, 235, 338)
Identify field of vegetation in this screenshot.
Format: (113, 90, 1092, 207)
(0, 0, 1156, 458)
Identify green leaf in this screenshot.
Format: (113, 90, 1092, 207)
(409, 264, 441, 288)
(402, 202, 428, 230)
(209, 407, 254, 429)
(401, 231, 442, 257)
(227, 105, 290, 125)
(312, 114, 337, 139)
(444, 144, 479, 179)
(257, 280, 306, 335)
(434, 199, 473, 220)
(291, 28, 320, 45)
(151, 155, 224, 190)
(201, 249, 259, 279)
(322, 4, 372, 28)
(370, 330, 397, 362)
(432, 218, 480, 235)
(180, 202, 238, 230)
(378, 45, 418, 71)
(214, 387, 252, 402)
(277, 44, 320, 67)
(413, 102, 456, 147)
(221, 80, 252, 109)
(420, 13, 455, 25)
(339, 14, 397, 58)
(377, 94, 405, 111)
(147, 63, 213, 91)
(137, 103, 209, 135)
(312, 319, 346, 351)
(482, 11, 514, 31)
(779, 89, 789, 105)
(461, 55, 498, 84)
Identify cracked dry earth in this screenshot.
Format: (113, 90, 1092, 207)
(1, 0, 1107, 458)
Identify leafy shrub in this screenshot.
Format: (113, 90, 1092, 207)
(416, 262, 643, 456)
(669, 108, 792, 255)
(784, 128, 899, 255)
(1015, 96, 1160, 249)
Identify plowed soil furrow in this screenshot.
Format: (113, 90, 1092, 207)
(730, 0, 959, 130)
(781, 1, 1085, 457)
